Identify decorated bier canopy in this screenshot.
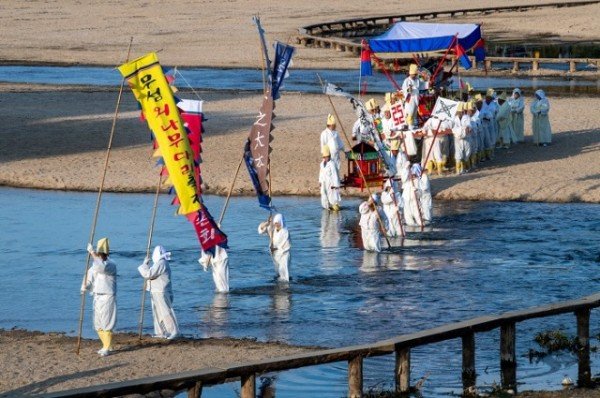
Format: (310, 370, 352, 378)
(368, 22, 483, 54)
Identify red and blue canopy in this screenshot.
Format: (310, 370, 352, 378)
(369, 22, 482, 53)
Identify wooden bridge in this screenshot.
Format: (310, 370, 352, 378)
(295, 1, 600, 74)
(44, 292, 600, 398)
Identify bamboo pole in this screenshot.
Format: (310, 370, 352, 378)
(76, 37, 133, 355)
(318, 75, 392, 249)
(138, 173, 163, 340)
(217, 155, 244, 227)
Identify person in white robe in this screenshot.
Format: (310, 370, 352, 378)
(402, 64, 420, 128)
(320, 114, 345, 172)
(82, 238, 117, 356)
(421, 117, 452, 175)
(319, 145, 342, 211)
(479, 88, 499, 159)
(138, 245, 179, 339)
(508, 88, 525, 143)
(496, 92, 518, 148)
(452, 102, 470, 174)
(413, 164, 432, 224)
(530, 89, 552, 146)
(380, 179, 403, 237)
(402, 166, 424, 227)
(358, 194, 381, 252)
(199, 245, 230, 293)
(466, 100, 481, 168)
(258, 213, 291, 282)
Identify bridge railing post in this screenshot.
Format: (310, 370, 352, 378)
(348, 355, 363, 398)
(576, 309, 591, 387)
(241, 374, 256, 398)
(187, 381, 203, 398)
(500, 322, 517, 392)
(462, 332, 476, 395)
(395, 346, 411, 395)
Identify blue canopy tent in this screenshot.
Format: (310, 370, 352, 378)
(368, 22, 482, 53)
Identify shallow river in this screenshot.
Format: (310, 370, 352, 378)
(0, 187, 598, 396)
(0, 65, 599, 96)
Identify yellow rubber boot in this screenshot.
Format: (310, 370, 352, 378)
(97, 329, 108, 349)
(455, 161, 461, 175)
(105, 331, 113, 351)
(436, 162, 444, 175)
(425, 160, 435, 174)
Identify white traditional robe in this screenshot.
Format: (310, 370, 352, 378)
(199, 246, 230, 293)
(82, 258, 117, 332)
(418, 173, 432, 224)
(320, 127, 345, 171)
(258, 215, 291, 282)
(452, 114, 470, 162)
(138, 252, 179, 339)
(359, 202, 381, 252)
(496, 101, 517, 146)
(530, 91, 552, 145)
(402, 76, 420, 126)
(508, 92, 525, 142)
(319, 159, 341, 209)
(480, 100, 499, 150)
(381, 188, 403, 237)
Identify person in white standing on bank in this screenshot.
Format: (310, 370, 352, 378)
(320, 114, 345, 173)
(138, 245, 179, 339)
(530, 89, 552, 146)
(82, 238, 117, 356)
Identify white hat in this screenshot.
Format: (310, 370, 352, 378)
(273, 213, 286, 227)
(152, 245, 171, 264)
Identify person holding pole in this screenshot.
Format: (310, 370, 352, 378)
(258, 213, 291, 282)
(199, 245, 230, 293)
(138, 245, 179, 339)
(359, 194, 382, 252)
(380, 180, 403, 237)
(81, 238, 117, 357)
(402, 64, 421, 128)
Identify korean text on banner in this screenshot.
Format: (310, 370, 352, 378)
(118, 52, 200, 215)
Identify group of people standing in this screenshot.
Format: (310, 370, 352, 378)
(82, 212, 292, 356)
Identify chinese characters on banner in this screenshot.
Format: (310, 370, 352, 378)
(244, 91, 274, 209)
(186, 208, 228, 251)
(118, 52, 200, 215)
(390, 101, 406, 129)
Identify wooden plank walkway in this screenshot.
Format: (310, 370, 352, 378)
(43, 292, 600, 398)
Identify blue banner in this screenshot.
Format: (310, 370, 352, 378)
(271, 42, 295, 100)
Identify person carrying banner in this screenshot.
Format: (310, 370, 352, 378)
(380, 180, 403, 237)
(138, 245, 179, 339)
(421, 117, 451, 175)
(402, 166, 423, 227)
(82, 238, 117, 357)
(319, 145, 342, 211)
(199, 245, 230, 293)
(320, 114, 345, 172)
(413, 164, 432, 225)
(480, 88, 499, 160)
(530, 90, 552, 146)
(359, 194, 382, 252)
(258, 213, 291, 282)
(402, 64, 421, 128)
(508, 88, 525, 143)
(496, 93, 517, 149)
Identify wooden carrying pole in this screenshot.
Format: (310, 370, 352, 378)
(318, 76, 391, 249)
(76, 37, 133, 355)
(138, 173, 163, 340)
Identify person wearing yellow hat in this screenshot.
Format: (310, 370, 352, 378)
(380, 102, 400, 156)
(320, 114, 345, 174)
(402, 64, 421, 128)
(421, 116, 452, 175)
(82, 238, 117, 356)
(452, 102, 471, 174)
(479, 88, 499, 160)
(508, 88, 525, 143)
(496, 92, 518, 149)
(318, 145, 342, 211)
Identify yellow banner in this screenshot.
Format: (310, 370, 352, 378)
(118, 52, 200, 215)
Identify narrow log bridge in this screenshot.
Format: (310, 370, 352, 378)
(295, 1, 600, 73)
(45, 292, 600, 398)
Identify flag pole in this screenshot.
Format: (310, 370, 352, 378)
(138, 172, 163, 340)
(76, 36, 133, 355)
(317, 75, 392, 249)
(218, 155, 244, 227)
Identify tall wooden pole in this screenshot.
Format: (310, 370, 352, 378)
(217, 154, 244, 227)
(138, 173, 163, 340)
(318, 76, 392, 249)
(76, 37, 133, 355)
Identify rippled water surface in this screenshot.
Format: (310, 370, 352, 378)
(0, 187, 598, 396)
(0, 65, 599, 96)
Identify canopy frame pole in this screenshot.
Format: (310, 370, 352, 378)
(138, 172, 163, 340)
(430, 35, 458, 86)
(76, 37, 133, 355)
(318, 74, 392, 249)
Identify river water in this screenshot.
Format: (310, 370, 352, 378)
(0, 65, 599, 96)
(0, 187, 598, 396)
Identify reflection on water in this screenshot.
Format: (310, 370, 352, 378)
(0, 188, 598, 397)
